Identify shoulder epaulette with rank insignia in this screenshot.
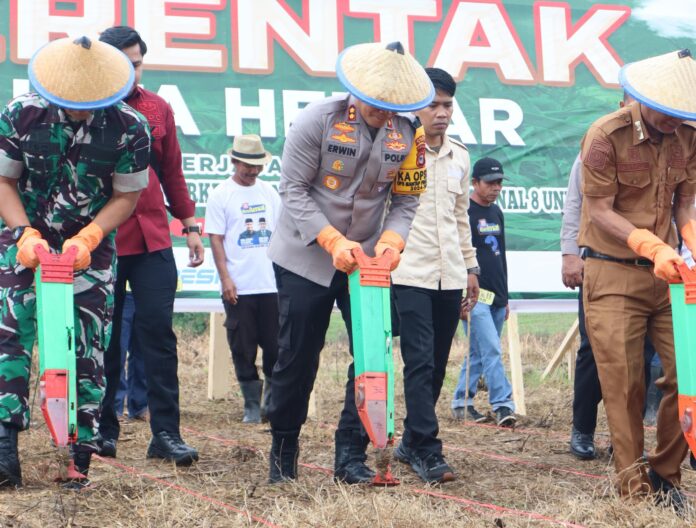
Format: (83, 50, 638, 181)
(347, 103, 358, 123)
(594, 106, 632, 136)
(449, 136, 468, 151)
(394, 113, 420, 131)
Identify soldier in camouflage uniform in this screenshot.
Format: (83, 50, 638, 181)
(0, 36, 150, 488)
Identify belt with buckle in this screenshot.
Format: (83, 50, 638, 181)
(583, 248, 652, 267)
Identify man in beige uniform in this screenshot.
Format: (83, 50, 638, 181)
(391, 67, 478, 483)
(266, 42, 433, 484)
(578, 49, 696, 510)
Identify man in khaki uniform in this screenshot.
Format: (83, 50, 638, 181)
(578, 49, 696, 510)
(266, 42, 433, 484)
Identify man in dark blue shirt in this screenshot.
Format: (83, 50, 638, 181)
(451, 157, 516, 427)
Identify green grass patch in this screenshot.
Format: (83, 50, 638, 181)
(324, 310, 576, 344)
(173, 309, 576, 345)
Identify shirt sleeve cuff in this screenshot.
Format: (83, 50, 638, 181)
(302, 214, 332, 246)
(464, 256, 478, 269)
(560, 240, 581, 255)
(582, 182, 618, 197)
(113, 168, 150, 193)
(676, 182, 696, 196)
(0, 155, 23, 179)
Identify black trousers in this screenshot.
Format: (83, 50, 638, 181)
(266, 265, 362, 436)
(100, 248, 180, 439)
(393, 285, 462, 456)
(223, 293, 279, 382)
(572, 285, 656, 434)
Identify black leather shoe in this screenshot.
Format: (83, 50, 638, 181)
(97, 438, 117, 458)
(569, 427, 595, 460)
(146, 432, 199, 466)
(649, 468, 689, 517)
(0, 423, 21, 488)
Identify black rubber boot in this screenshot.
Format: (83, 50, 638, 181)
(239, 380, 262, 424)
(333, 429, 375, 484)
(0, 422, 21, 488)
(644, 366, 663, 426)
(268, 430, 299, 483)
(260, 379, 272, 423)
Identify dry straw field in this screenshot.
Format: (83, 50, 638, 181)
(0, 313, 693, 527)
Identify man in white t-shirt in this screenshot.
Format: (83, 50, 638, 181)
(205, 135, 282, 423)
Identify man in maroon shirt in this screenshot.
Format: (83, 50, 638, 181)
(99, 26, 204, 465)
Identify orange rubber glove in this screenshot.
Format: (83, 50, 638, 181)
(681, 219, 696, 256)
(62, 222, 104, 271)
(316, 225, 361, 273)
(627, 228, 683, 282)
(16, 227, 49, 269)
(374, 230, 405, 271)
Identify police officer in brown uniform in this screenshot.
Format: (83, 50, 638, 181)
(265, 42, 433, 484)
(578, 50, 696, 510)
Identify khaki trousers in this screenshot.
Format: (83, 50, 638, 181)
(583, 257, 688, 496)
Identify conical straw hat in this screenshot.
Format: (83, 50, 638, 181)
(28, 36, 134, 110)
(336, 41, 434, 112)
(619, 49, 696, 120)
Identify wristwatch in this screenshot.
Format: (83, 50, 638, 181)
(11, 225, 30, 242)
(181, 225, 201, 235)
(467, 266, 481, 276)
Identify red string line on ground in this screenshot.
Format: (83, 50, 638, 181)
(181, 427, 333, 474)
(182, 426, 587, 528)
(313, 419, 696, 497)
(94, 454, 282, 528)
(451, 419, 610, 444)
(444, 444, 605, 480)
(411, 488, 588, 528)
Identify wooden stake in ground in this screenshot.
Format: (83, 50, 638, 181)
(207, 312, 233, 400)
(463, 306, 472, 421)
(541, 318, 579, 380)
(506, 311, 526, 416)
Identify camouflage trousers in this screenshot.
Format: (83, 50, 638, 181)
(0, 235, 114, 447)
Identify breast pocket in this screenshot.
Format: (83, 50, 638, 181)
(365, 162, 397, 195)
(666, 167, 687, 196)
(616, 170, 651, 210)
(22, 129, 62, 176)
(447, 177, 463, 195)
(319, 153, 359, 197)
(78, 143, 119, 179)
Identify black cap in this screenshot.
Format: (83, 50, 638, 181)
(472, 157, 507, 182)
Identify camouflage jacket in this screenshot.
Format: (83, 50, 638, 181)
(0, 93, 150, 262)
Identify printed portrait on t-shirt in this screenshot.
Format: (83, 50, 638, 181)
(237, 203, 273, 249)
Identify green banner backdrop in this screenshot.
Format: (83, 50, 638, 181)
(0, 0, 690, 305)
